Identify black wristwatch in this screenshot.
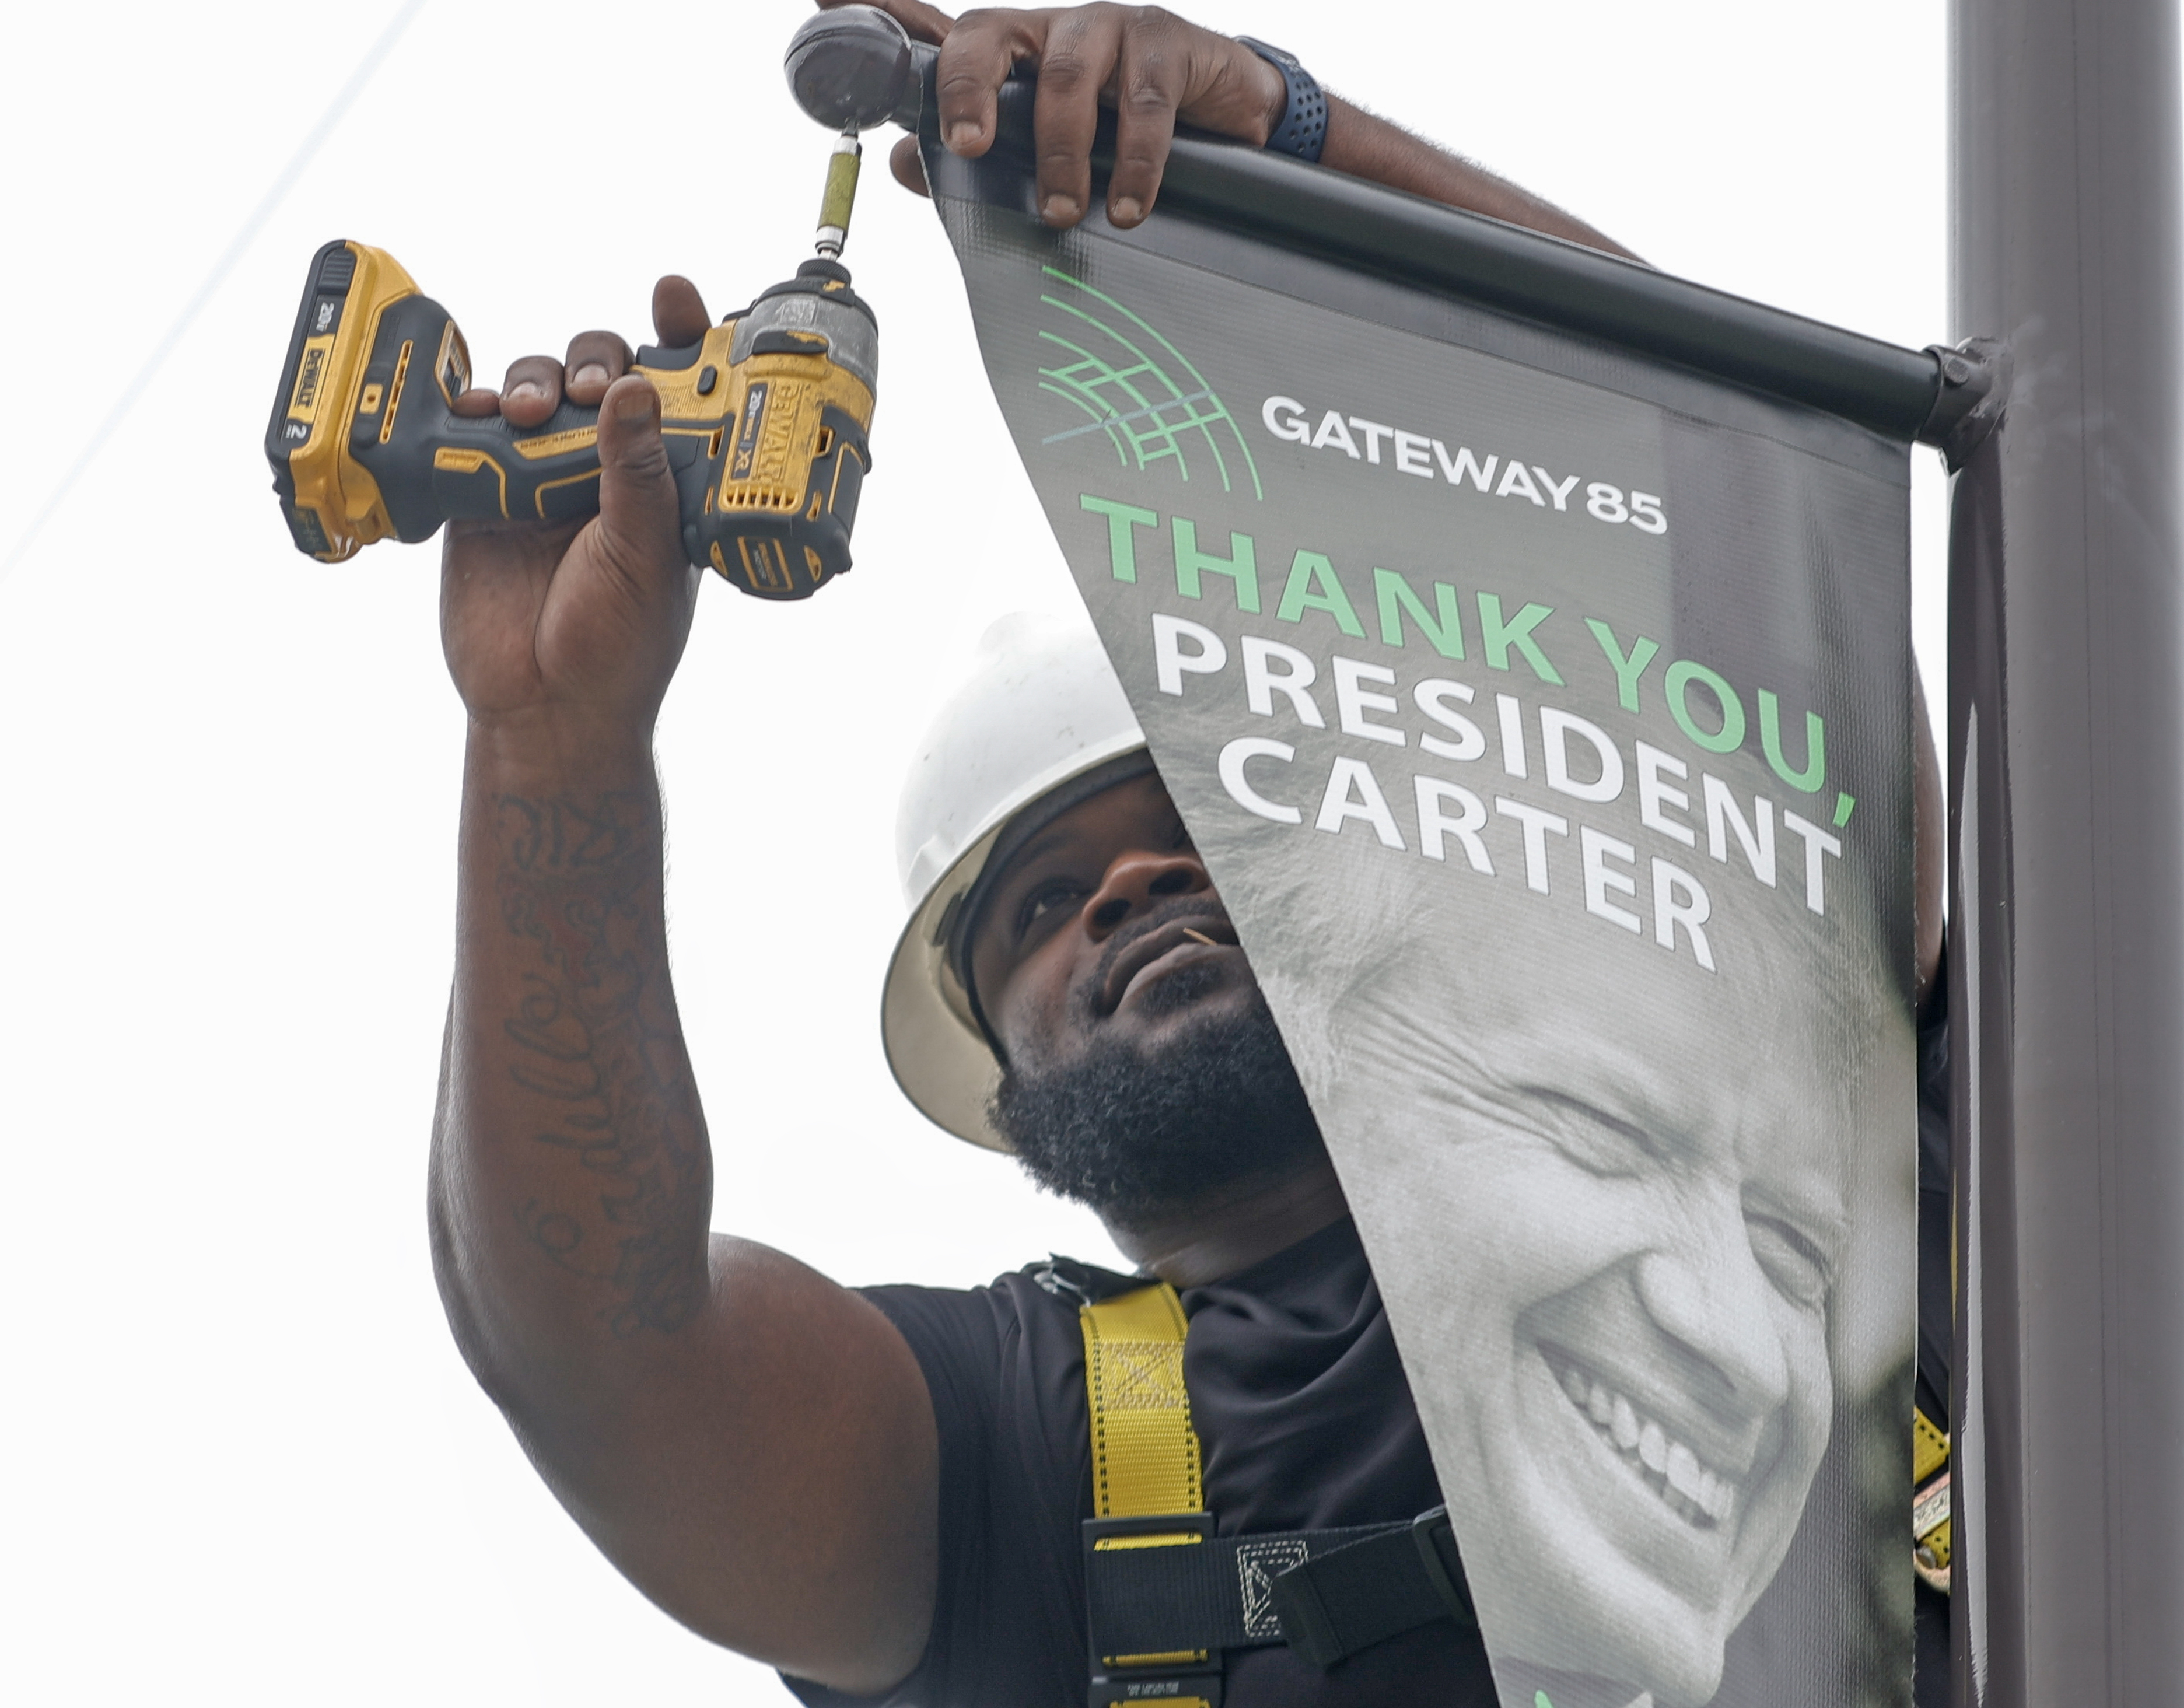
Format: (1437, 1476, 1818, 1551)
(1236, 36, 1328, 164)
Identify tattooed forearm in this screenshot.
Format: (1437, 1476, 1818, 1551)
(488, 790, 709, 1338)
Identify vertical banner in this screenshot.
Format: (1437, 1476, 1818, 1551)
(927, 104, 1917, 1708)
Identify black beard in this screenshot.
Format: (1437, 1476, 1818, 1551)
(989, 973, 1326, 1227)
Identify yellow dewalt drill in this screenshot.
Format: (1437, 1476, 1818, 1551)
(264, 5, 924, 600)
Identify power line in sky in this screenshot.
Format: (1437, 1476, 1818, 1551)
(0, 0, 429, 586)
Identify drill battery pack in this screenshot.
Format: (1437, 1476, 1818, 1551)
(265, 240, 876, 599)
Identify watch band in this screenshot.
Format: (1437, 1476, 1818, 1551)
(1235, 36, 1327, 164)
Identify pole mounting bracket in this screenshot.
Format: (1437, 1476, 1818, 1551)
(1917, 336, 2012, 470)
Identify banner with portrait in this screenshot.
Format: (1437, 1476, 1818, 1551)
(924, 106, 1917, 1708)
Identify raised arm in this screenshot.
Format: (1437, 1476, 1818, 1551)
(844, 0, 1639, 258)
(428, 285, 936, 1695)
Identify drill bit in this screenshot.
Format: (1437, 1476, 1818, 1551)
(816, 127, 862, 260)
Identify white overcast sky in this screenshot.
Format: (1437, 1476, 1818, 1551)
(1, 2, 1964, 1700)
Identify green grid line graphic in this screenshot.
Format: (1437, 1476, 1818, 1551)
(1034, 267, 1262, 501)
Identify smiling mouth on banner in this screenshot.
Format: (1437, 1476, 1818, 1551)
(1542, 1346, 1740, 1529)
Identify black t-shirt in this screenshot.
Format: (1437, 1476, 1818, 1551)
(790, 1005, 1954, 1708)
(786, 1215, 1499, 1707)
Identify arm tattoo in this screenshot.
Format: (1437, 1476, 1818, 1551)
(492, 790, 708, 1338)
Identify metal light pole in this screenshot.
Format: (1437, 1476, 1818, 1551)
(1949, 0, 2184, 1703)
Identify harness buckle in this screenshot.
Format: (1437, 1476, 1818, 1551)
(1410, 1506, 1474, 1622)
(1085, 1513, 1222, 1707)
(1088, 1668, 1224, 1707)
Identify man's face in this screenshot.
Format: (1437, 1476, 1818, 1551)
(1331, 873, 1860, 1707)
(971, 772, 1248, 1064)
(968, 773, 1320, 1222)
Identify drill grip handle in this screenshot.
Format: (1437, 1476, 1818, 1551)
(409, 399, 608, 529)
(347, 292, 610, 536)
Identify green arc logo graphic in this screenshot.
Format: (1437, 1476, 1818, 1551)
(1035, 266, 1263, 500)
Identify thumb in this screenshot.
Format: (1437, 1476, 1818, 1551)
(594, 373, 684, 579)
(890, 133, 932, 198)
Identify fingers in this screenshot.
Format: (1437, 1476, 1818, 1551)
(1100, 13, 1191, 226)
(594, 374, 684, 587)
(564, 330, 633, 408)
(932, 5, 1210, 230)
(928, 8, 1293, 230)
(651, 275, 711, 348)
(933, 6, 1045, 158)
(889, 132, 932, 197)
(817, 0, 956, 47)
(1027, 6, 1122, 226)
(455, 321, 638, 425)
(499, 354, 565, 429)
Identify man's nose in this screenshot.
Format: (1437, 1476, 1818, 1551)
(1632, 1217, 1793, 1419)
(1082, 848, 1212, 940)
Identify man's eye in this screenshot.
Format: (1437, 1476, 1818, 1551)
(1015, 878, 1085, 937)
(1747, 1216, 1833, 1310)
(1523, 1090, 1668, 1177)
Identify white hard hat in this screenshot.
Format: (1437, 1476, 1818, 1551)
(882, 612, 1150, 1148)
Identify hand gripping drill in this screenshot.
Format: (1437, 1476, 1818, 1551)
(262, 5, 926, 600)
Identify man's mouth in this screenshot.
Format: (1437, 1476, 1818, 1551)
(1098, 915, 1240, 1015)
(1541, 1345, 1740, 1530)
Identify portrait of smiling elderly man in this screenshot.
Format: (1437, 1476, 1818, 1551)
(1238, 713, 1915, 1708)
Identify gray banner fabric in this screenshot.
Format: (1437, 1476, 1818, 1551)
(926, 114, 1916, 1708)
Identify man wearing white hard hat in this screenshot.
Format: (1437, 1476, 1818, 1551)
(428, 3, 1954, 1704)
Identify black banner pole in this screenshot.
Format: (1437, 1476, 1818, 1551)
(1948, 0, 2184, 1703)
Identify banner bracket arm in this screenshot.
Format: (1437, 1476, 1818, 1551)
(1916, 336, 2013, 470)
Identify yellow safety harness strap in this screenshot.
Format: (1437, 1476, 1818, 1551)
(1081, 1282, 1214, 1707)
(1076, 1280, 1478, 1696)
(1082, 1280, 1203, 1518)
(1913, 1405, 1952, 1594)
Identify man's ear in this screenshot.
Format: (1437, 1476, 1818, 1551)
(890, 133, 932, 198)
